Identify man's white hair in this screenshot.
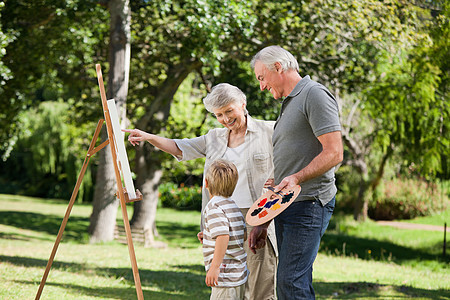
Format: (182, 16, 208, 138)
(251, 45, 299, 72)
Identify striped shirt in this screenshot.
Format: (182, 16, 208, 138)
(202, 195, 248, 287)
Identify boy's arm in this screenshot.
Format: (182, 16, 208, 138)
(205, 234, 229, 287)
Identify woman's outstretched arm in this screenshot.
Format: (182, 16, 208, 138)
(122, 128, 182, 157)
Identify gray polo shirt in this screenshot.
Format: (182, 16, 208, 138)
(273, 75, 341, 206)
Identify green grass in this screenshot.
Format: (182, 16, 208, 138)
(0, 194, 449, 299)
(405, 209, 450, 227)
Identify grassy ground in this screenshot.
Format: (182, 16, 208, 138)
(0, 194, 448, 299)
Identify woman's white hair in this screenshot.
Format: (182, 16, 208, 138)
(203, 83, 247, 113)
(251, 45, 299, 72)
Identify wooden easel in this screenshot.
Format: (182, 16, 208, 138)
(35, 64, 144, 300)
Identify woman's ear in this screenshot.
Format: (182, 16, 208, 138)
(204, 179, 209, 188)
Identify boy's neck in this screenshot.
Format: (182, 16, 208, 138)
(210, 194, 226, 199)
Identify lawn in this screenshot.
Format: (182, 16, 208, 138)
(0, 194, 448, 299)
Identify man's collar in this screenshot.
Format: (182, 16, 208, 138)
(287, 75, 311, 98)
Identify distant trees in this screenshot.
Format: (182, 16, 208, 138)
(0, 0, 447, 242)
(340, 1, 449, 220)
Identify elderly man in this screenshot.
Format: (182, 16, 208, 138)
(249, 46, 343, 300)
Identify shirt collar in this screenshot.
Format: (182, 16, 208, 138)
(287, 75, 311, 98)
(210, 195, 227, 202)
(218, 114, 256, 137)
(246, 114, 258, 133)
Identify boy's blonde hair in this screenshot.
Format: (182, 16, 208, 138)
(205, 159, 238, 198)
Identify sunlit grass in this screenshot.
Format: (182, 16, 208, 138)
(0, 194, 448, 299)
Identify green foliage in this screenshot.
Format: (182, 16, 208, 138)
(0, 1, 14, 88)
(215, 58, 280, 120)
(0, 101, 97, 202)
(335, 165, 361, 213)
(128, 0, 257, 114)
(0, 0, 109, 156)
(1, 0, 448, 219)
(158, 182, 202, 211)
(363, 45, 449, 177)
(158, 73, 212, 185)
(369, 177, 449, 220)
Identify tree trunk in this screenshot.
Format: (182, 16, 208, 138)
(88, 136, 118, 242)
(130, 59, 202, 247)
(353, 174, 370, 221)
(353, 147, 393, 221)
(341, 129, 370, 221)
(131, 144, 165, 247)
(89, 0, 131, 243)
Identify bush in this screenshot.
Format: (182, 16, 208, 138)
(369, 178, 449, 220)
(159, 182, 202, 211)
(0, 101, 96, 202)
(335, 165, 362, 214)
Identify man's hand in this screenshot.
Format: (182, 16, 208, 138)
(248, 225, 268, 254)
(274, 174, 299, 193)
(264, 178, 275, 188)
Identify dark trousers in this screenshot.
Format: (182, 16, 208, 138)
(275, 197, 335, 300)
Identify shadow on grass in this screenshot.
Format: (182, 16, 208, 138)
(0, 254, 88, 270)
(6, 252, 448, 300)
(173, 264, 205, 273)
(17, 280, 210, 300)
(320, 232, 449, 264)
(156, 221, 201, 248)
(0, 211, 89, 242)
(1, 204, 447, 266)
(4, 254, 209, 299)
(314, 281, 450, 299)
(0, 231, 31, 241)
(0, 210, 199, 248)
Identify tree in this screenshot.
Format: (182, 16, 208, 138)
(122, 0, 258, 246)
(2, 0, 446, 237)
(212, 0, 449, 221)
(340, 2, 449, 220)
(0, 0, 108, 159)
(88, 0, 132, 243)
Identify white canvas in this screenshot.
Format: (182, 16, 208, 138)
(107, 99, 137, 199)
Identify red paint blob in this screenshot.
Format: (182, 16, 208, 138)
(258, 210, 268, 218)
(258, 198, 267, 207)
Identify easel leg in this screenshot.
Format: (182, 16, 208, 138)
(119, 195, 144, 300)
(35, 120, 105, 300)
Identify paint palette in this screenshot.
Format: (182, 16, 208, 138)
(246, 185, 301, 226)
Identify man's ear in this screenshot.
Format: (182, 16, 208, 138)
(274, 62, 282, 73)
(205, 179, 209, 188)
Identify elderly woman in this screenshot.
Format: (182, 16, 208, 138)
(124, 83, 277, 300)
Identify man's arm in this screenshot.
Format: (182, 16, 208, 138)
(205, 234, 229, 287)
(250, 131, 343, 251)
(274, 131, 343, 191)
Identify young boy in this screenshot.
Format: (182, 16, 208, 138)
(198, 159, 248, 300)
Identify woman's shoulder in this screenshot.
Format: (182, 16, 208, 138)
(248, 115, 275, 132)
(203, 127, 228, 145)
(205, 127, 228, 136)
